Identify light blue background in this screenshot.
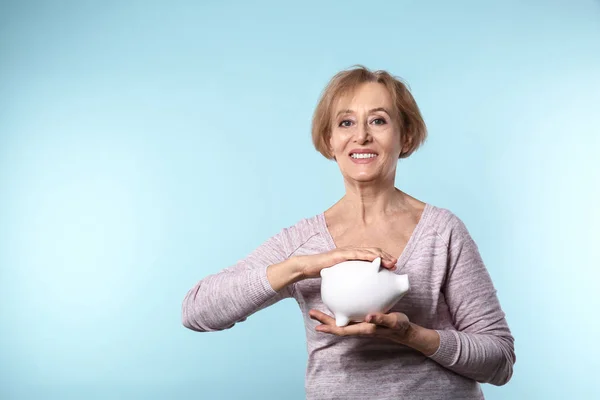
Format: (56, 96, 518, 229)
(1, 1, 599, 399)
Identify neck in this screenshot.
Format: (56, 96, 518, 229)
(336, 177, 409, 227)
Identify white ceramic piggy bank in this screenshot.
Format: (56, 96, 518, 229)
(320, 257, 410, 326)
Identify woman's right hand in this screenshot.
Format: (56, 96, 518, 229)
(295, 247, 398, 280)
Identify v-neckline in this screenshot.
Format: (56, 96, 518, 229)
(317, 203, 433, 270)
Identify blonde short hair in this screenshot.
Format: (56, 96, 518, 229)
(311, 65, 427, 160)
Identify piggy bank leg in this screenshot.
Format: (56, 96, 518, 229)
(335, 315, 350, 327)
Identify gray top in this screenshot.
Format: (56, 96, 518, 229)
(182, 203, 515, 399)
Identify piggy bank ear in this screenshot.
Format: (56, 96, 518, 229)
(372, 257, 382, 272)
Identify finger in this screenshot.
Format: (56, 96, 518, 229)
(366, 312, 409, 331)
(370, 249, 397, 266)
(361, 251, 394, 268)
(365, 312, 397, 328)
(344, 248, 383, 261)
(382, 259, 398, 270)
(364, 248, 390, 260)
(317, 321, 377, 336)
(314, 323, 341, 335)
(341, 249, 396, 269)
(378, 249, 395, 261)
(308, 309, 336, 325)
(368, 251, 397, 269)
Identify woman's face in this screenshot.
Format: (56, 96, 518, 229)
(328, 82, 403, 183)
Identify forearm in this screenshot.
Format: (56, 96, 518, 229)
(266, 256, 305, 291)
(392, 323, 514, 386)
(182, 258, 299, 332)
(429, 329, 515, 385)
(391, 323, 440, 356)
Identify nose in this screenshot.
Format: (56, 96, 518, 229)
(354, 121, 371, 144)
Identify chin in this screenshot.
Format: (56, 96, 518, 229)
(347, 172, 382, 182)
(339, 162, 387, 182)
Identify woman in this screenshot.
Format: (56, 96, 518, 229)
(182, 66, 515, 399)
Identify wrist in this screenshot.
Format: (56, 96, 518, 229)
(394, 323, 440, 357)
(287, 256, 306, 283)
(266, 257, 305, 292)
(289, 255, 308, 281)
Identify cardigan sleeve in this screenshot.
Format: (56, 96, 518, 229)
(181, 228, 295, 332)
(428, 214, 516, 386)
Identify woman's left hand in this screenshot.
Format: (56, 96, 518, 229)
(308, 309, 412, 343)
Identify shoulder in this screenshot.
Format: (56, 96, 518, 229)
(272, 213, 324, 257)
(426, 204, 474, 248)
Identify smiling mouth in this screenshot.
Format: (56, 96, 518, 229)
(349, 153, 378, 159)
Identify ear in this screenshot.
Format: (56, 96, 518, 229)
(400, 135, 413, 157)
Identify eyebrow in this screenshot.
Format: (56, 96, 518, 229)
(336, 107, 391, 117)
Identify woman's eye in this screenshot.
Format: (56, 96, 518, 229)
(371, 118, 386, 125)
(339, 120, 353, 127)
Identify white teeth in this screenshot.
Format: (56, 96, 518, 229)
(351, 153, 377, 159)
